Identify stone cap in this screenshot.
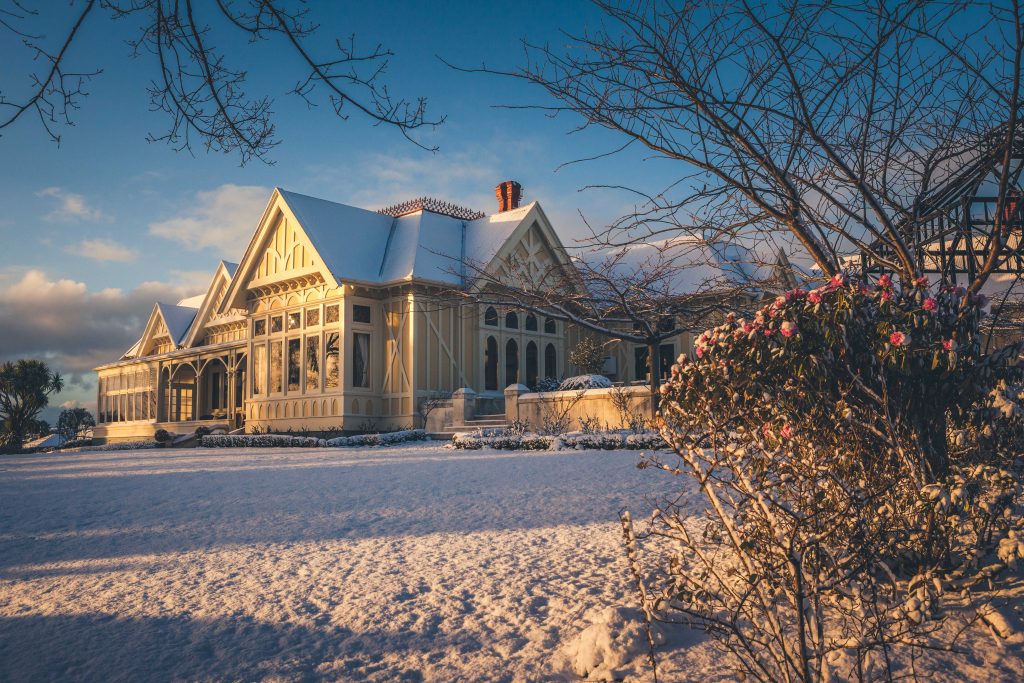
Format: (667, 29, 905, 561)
(504, 383, 531, 396)
(452, 387, 477, 397)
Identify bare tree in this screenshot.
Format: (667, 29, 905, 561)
(448, 242, 759, 416)
(1, 0, 442, 163)
(455, 0, 1024, 294)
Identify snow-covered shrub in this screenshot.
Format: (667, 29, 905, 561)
(153, 429, 172, 443)
(451, 429, 665, 451)
(532, 376, 561, 392)
(569, 336, 610, 375)
(60, 438, 94, 449)
(194, 426, 212, 438)
(577, 415, 603, 434)
(640, 275, 1024, 681)
(558, 374, 612, 391)
(200, 429, 428, 449)
(77, 440, 159, 451)
(609, 384, 648, 433)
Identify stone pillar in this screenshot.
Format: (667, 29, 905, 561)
(452, 387, 477, 424)
(504, 383, 530, 422)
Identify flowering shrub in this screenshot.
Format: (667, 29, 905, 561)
(640, 274, 1024, 681)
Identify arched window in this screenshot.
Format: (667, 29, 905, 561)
(484, 306, 498, 327)
(505, 311, 519, 329)
(485, 336, 498, 391)
(544, 317, 556, 334)
(525, 314, 538, 331)
(526, 341, 539, 388)
(544, 343, 557, 379)
(505, 338, 519, 386)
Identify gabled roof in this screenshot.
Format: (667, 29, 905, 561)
(156, 303, 198, 346)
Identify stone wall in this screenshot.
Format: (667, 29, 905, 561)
(504, 384, 653, 431)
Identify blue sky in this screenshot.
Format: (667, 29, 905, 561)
(0, 1, 663, 416)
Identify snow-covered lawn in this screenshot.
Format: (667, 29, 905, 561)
(0, 444, 1021, 682)
(0, 444, 690, 681)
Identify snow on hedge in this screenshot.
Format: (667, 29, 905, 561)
(75, 440, 159, 452)
(557, 374, 613, 391)
(452, 430, 665, 451)
(200, 429, 428, 449)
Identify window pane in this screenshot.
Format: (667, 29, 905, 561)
(306, 335, 320, 390)
(287, 339, 301, 391)
(353, 304, 371, 324)
(544, 318, 556, 334)
(270, 315, 283, 333)
(325, 333, 340, 388)
(288, 312, 301, 331)
(271, 340, 283, 392)
(484, 307, 498, 326)
(353, 332, 370, 387)
(253, 344, 266, 395)
(254, 318, 266, 336)
(325, 304, 339, 324)
(525, 314, 538, 331)
(505, 311, 518, 329)
(306, 307, 320, 327)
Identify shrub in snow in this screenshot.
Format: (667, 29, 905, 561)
(531, 376, 561, 392)
(153, 429, 172, 443)
(568, 336, 610, 375)
(451, 429, 664, 451)
(637, 275, 1024, 681)
(78, 440, 159, 451)
(557, 374, 612, 391)
(201, 429, 428, 449)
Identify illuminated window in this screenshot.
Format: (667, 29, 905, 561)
(252, 344, 266, 395)
(306, 335, 320, 390)
(254, 318, 266, 336)
(270, 315, 283, 333)
(288, 312, 301, 330)
(287, 338, 301, 391)
(305, 307, 320, 327)
(325, 333, 340, 389)
(353, 333, 370, 387)
(325, 304, 339, 324)
(270, 340, 283, 392)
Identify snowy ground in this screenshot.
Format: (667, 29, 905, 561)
(0, 444, 1021, 682)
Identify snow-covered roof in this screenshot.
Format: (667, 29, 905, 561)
(277, 189, 533, 287)
(156, 303, 199, 346)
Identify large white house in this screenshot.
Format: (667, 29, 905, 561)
(93, 182, 594, 442)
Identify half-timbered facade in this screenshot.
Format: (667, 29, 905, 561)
(93, 182, 576, 442)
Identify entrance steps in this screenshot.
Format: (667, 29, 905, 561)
(428, 413, 508, 441)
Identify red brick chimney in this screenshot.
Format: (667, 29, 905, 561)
(495, 180, 523, 212)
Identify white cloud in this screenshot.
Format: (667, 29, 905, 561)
(0, 269, 204, 388)
(36, 187, 105, 222)
(69, 238, 139, 263)
(149, 184, 270, 256)
(60, 399, 84, 410)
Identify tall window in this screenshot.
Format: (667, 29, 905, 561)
(484, 306, 498, 326)
(505, 338, 519, 386)
(526, 341, 538, 388)
(544, 343, 557, 379)
(525, 314, 538, 331)
(270, 340, 283, 393)
(287, 338, 301, 391)
(252, 344, 266, 395)
(634, 344, 676, 381)
(306, 335, 320, 390)
(505, 311, 519, 329)
(325, 333, 340, 389)
(485, 336, 498, 391)
(353, 333, 370, 387)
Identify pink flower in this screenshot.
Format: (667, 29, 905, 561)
(743, 322, 754, 333)
(780, 424, 793, 439)
(786, 288, 806, 301)
(922, 297, 938, 312)
(881, 289, 892, 301)
(942, 339, 955, 351)
(780, 321, 797, 338)
(808, 289, 823, 304)
(764, 329, 774, 337)
(890, 330, 909, 347)
(878, 274, 892, 288)
(695, 346, 704, 358)
(914, 275, 929, 287)
(773, 296, 786, 309)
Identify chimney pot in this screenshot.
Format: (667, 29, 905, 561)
(495, 180, 523, 212)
